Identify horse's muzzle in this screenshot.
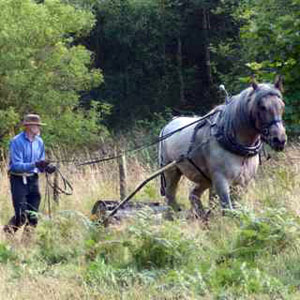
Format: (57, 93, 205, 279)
(270, 136, 287, 151)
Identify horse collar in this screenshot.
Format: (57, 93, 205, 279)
(215, 127, 262, 157)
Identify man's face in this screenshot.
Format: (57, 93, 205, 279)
(26, 125, 41, 136)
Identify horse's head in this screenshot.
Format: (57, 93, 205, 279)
(250, 76, 287, 151)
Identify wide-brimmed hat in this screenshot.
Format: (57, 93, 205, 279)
(23, 114, 46, 126)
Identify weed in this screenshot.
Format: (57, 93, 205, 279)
(0, 242, 18, 263)
(35, 213, 92, 265)
(0, 145, 299, 299)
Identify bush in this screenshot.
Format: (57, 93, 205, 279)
(232, 208, 300, 259)
(209, 259, 287, 297)
(0, 0, 106, 149)
(127, 209, 202, 270)
(35, 212, 93, 264)
(0, 242, 18, 263)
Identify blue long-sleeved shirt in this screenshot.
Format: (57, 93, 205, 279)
(9, 131, 45, 173)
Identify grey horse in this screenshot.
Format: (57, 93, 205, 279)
(159, 77, 286, 216)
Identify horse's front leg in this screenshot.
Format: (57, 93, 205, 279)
(209, 186, 239, 209)
(212, 173, 233, 210)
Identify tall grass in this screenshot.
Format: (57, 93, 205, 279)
(0, 145, 299, 299)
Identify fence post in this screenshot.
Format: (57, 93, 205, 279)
(119, 153, 127, 200)
(53, 163, 59, 204)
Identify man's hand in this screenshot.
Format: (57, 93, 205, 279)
(45, 164, 56, 174)
(35, 160, 50, 171)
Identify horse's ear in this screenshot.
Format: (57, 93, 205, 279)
(251, 75, 258, 91)
(274, 75, 284, 92)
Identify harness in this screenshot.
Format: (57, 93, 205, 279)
(182, 107, 261, 183)
(256, 118, 283, 141)
(160, 108, 223, 192)
(214, 120, 262, 157)
(249, 89, 284, 139)
(185, 110, 222, 182)
(215, 88, 283, 157)
(161, 85, 283, 191)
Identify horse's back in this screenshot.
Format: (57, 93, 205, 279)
(159, 116, 201, 164)
(161, 116, 199, 133)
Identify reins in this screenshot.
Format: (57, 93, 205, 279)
(43, 108, 221, 215)
(71, 108, 223, 167)
(44, 165, 73, 217)
(45, 167, 73, 196)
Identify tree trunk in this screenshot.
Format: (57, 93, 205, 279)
(177, 34, 185, 105)
(202, 8, 212, 87)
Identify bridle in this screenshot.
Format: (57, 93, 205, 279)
(249, 89, 284, 141)
(259, 118, 284, 141)
(215, 87, 284, 157)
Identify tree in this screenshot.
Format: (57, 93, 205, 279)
(85, 0, 227, 130)
(209, 0, 300, 134)
(0, 0, 107, 149)
(240, 0, 300, 134)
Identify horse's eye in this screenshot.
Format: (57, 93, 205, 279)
(260, 105, 267, 111)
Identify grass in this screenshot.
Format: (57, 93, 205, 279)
(0, 145, 299, 299)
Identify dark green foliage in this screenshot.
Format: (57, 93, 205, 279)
(234, 0, 300, 134)
(209, 259, 286, 296)
(1, 0, 299, 150)
(77, 0, 299, 135)
(127, 211, 201, 270)
(88, 0, 225, 129)
(82, 207, 299, 297)
(1, 204, 299, 297)
(234, 209, 299, 259)
(217, 208, 300, 263)
(0, 0, 107, 149)
(35, 212, 93, 265)
(0, 243, 18, 263)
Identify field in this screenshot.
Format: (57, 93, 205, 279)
(0, 145, 300, 299)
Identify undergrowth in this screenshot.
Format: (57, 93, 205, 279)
(0, 146, 299, 299)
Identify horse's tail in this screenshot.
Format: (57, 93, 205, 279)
(158, 127, 166, 196)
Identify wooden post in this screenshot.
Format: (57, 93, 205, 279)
(53, 164, 59, 204)
(119, 153, 127, 200)
(103, 159, 180, 224)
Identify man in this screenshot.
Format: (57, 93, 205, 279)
(4, 114, 54, 235)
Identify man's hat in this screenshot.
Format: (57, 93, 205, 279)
(23, 114, 46, 126)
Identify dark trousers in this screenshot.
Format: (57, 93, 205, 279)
(10, 174, 41, 228)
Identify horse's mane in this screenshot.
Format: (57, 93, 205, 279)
(217, 83, 282, 143)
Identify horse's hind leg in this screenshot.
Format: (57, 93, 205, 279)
(163, 167, 182, 212)
(209, 187, 218, 209)
(189, 184, 209, 219)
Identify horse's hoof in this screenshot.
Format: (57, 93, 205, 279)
(221, 208, 238, 217)
(164, 206, 181, 220)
